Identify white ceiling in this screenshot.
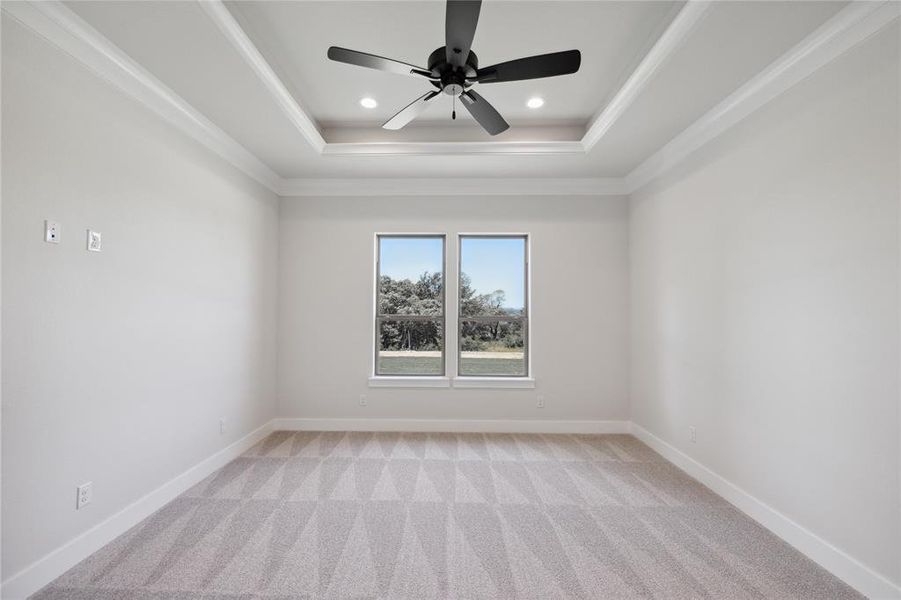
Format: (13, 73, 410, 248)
(65, 0, 322, 176)
(61, 0, 848, 180)
(227, 0, 681, 127)
(589, 0, 846, 173)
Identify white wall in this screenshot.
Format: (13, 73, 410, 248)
(1, 18, 279, 581)
(3, 3, 899, 598)
(279, 195, 629, 424)
(630, 26, 900, 592)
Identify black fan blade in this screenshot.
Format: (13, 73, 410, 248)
(383, 91, 441, 130)
(472, 50, 581, 83)
(327, 46, 433, 78)
(445, 0, 481, 67)
(460, 90, 509, 136)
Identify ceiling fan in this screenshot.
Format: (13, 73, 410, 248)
(327, 0, 581, 136)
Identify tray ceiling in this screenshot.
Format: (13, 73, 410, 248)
(44, 0, 860, 181)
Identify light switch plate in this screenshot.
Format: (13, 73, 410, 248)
(44, 220, 60, 244)
(87, 229, 102, 252)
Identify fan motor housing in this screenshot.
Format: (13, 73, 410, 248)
(428, 46, 478, 95)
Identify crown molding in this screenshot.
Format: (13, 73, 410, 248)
(582, 1, 712, 151)
(6, 0, 896, 197)
(624, 0, 901, 194)
(277, 177, 627, 197)
(0, 6, 620, 197)
(206, 0, 713, 157)
(206, 0, 712, 157)
(322, 140, 585, 156)
(1, 0, 283, 194)
(202, 1, 595, 156)
(199, 1, 326, 154)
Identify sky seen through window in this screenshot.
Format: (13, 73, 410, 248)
(379, 236, 525, 310)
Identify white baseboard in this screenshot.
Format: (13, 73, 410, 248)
(7, 418, 895, 600)
(1, 420, 276, 600)
(273, 417, 631, 434)
(630, 423, 901, 600)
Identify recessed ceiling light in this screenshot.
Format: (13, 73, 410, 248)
(526, 97, 545, 109)
(360, 97, 378, 109)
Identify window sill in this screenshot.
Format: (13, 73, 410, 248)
(367, 376, 535, 389)
(368, 376, 451, 388)
(453, 377, 535, 389)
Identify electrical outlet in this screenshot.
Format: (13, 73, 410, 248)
(220, 418, 227, 435)
(689, 426, 697, 443)
(76, 482, 92, 509)
(86, 229, 102, 252)
(536, 395, 545, 408)
(44, 220, 60, 244)
(359, 395, 367, 407)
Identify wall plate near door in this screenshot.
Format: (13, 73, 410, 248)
(86, 229, 102, 252)
(44, 220, 60, 243)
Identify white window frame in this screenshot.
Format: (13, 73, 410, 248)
(456, 233, 531, 382)
(371, 233, 448, 382)
(369, 232, 534, 389)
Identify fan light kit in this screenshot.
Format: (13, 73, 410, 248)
(526, 97, 545, 109)
(328, 0, 581, 135)
(359, 97, 378, 109)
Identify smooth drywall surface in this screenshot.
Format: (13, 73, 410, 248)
(1, 19, 279, 579)
(630, 27, 900, 588)
(279, 195, 629, 422)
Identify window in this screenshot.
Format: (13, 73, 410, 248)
(375, 235, 445, 376)
(458, 235, 528, 377)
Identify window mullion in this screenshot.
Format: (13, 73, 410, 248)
(447, 233, 459, 379)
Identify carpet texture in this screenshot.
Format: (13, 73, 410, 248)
(34, 432, 861, 599)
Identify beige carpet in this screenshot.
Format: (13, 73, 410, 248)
(34, 432, 860, 599)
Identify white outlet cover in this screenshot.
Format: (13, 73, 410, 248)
(44, 220, 60, 243)
(76, 482, 93, 509)
(87, 229, 102, 252)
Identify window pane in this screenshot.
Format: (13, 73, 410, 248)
(460, 237, 525, 317)
(377, 319, 444, 375)
(460, 320, 526, 376)
(379, 237, 444, 316)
